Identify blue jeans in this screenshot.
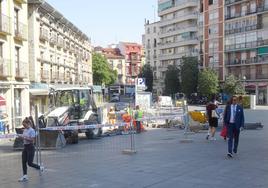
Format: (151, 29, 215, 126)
(227, 123, 240, 154)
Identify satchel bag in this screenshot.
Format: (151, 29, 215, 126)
(211, 109, 219, 118)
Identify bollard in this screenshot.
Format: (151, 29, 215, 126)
(180, 100, 193, 143)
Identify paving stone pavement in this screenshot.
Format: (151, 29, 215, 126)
(0, 108, 267, 188)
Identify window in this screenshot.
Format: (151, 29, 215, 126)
(0, 42, 3, 58)
(147, 28, 150, 34)
(14, 8, 19, 34)
(15, 47, 20, 72)
(209, 0, 213, 5)
(153, 27, 156, 33)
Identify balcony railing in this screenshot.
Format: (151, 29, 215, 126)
(41, 70, 49, 81)
(226, 56, 268, 66)
(59, 73, 65, 81)
(256, 74, 268, 79)
(0, 14, 11, 35)
(0, 58, 11, 77)
(51, 72, 59, 80)
(257, 4, 268, 13)
(15, 61, 28, 78)
(225, 39, 268, 51)
(49, 34, 57, 45)
(57, 37, 64, 48)
(39, 28, 49, 41)
(225, 25, 257, 35)
(14, 22, 27, 41)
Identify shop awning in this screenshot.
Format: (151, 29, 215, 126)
(29, 89, 49, 96)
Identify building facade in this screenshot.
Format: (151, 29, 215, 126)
(117, 42, 142, 85)
(102, 47, 126, 84)
(199, 0, 224, 81)
(28, 0, 92, 113)
(144, 20, 162, 95)
(0, 0, 29, 132)
(224, 0, 268, 104)
(157, 0, 199, 83)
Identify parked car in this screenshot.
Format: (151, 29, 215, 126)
(110, 93, 120, 102)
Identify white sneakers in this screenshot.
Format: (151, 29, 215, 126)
(18, 175, 28, 182)
(40, 165, 45, 173)
(19, 165, 45, 182)
(210, 137, 217, 141)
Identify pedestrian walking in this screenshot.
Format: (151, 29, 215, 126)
(18, 117, 44, 182)
(206, 95, 219, 141)
(223, 96, 245, 158)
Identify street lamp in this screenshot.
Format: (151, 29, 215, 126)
(243, 76, 246, 93)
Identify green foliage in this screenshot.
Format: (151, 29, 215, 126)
(92, 53, 117, 86)
(223, 75, 245, 95)
(180, 56, 199, 97)
(197, 69, 219, 97)
(164, 65, 181, 95)
(138, 64, 153, 92)
(241, 95, 250, 109)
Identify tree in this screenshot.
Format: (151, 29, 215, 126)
(164, 65, 181, 96)
(198, 68, 219, 98)
(180, 56, 199, 97)
(223, 75, 245, 96)
(138, 64, 153, 92)
(92, 53, 117, 85)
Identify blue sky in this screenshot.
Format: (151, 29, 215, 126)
(46, 0, 159, 47)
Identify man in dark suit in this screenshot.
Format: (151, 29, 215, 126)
(224, 96, 245, 158)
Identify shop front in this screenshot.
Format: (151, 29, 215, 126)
(245, 82, 268, 105)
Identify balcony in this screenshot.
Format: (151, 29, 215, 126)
(49, 34, 57, 45)
(39, 28, 49, 41)
(57, 37, 64, 48)
(158, 0, 198, 16)
(224, 39, 268, 52)
(41, 70, 49, 82)
(14, 22, 27, 41)
(15, 61, 28, 78)
(256, 74, 268, 79)
(225, 25, 257, 35)
(51, 71, 59, 80)
(0, 14, 11, 35)
(0, 58, 11, 77)
(158, 37, 198, 50)
(257, 4, 268, 13)
(159, 12, 198, 27)
(59, 73, 65, 81)
(226, 56, 268, 66)
(159, 26, 197, 38)
(158, 50, 198, 61)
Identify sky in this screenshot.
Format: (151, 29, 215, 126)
(45, 0, 159, 47)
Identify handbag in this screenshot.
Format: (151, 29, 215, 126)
(220, 126, 227, 138)
(211, 109, 219, 118)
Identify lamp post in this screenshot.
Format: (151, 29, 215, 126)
(243, 76, 246, 94)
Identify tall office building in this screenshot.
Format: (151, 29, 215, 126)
(224, 0, 268, 104)
(157, 0, 199, 84)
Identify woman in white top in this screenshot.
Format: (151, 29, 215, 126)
(18, 117, 44, 182)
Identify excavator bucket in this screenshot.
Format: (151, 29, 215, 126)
(39, 130, 66, 149)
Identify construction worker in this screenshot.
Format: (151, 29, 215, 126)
(107, 106, 116, 125)
(134, 105, 143, 133)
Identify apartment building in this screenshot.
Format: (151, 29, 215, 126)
(224, 0, 268, 104)
(28, 0, 92, 113)
(102, 47, 126, 84)
(157, 0, 199, 82)
(199, 0, 224, 81)
(144, 20, 162, 94)
(0, 0, 29, 132)
(117, 42, 142, 85)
